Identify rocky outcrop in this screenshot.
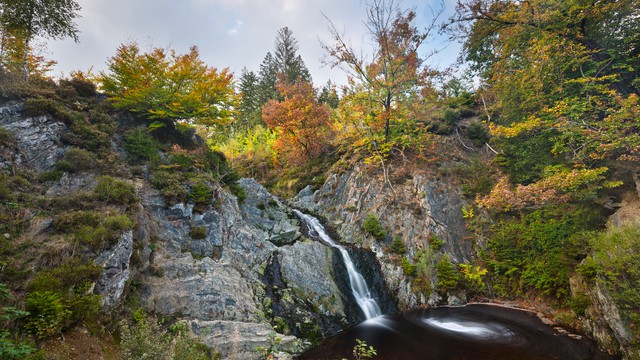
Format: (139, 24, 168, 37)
(94, 231, 133, 308)
(1, 99, 373, 358)
(293, 163, 471, 309)
(0, 102, 66, 171)
(134, 179, 355, 359)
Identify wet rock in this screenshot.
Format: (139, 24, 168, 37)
(296, 164, 471, 310)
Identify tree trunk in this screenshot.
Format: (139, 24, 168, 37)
(383, 92, 391, 142)
(22, 36, 29, 81)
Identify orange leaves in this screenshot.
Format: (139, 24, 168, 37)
(262, 81, 333, 165)
(478, 167, 618, 211)
(101, 43, 235, 127)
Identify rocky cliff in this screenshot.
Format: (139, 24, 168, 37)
(293, 160, 472, 309)
(0, 100, 380, 359)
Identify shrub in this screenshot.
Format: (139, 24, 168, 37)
(104, 215, 134, 231)
(363, 213, 386, 240)
(56, 147, 98, 173)
(62, 118, 112, 153)
(53, 211, 101, 232)
(63, 214, 132, 249)
(436, 255, 460, 293)
(390, 235, 406, 255)
(24, 97, 61, 117)
(189, 181, 212, 207)
(189, 226, 207, 240)
(59, 77, 97, 97)
(443, 109, 461, 126)
(124, 128, 159, 164)
(0, 283, 34, 359)
(228, 181, 247, 203)
(28, 258, 102, 327)
(24, 291, 71, 340)
(586, 226, 640, 339)
(465, 120, 490, 147)
(38, 170, 64, 182)
(428, 234, 445, 251)
(151, 171, 187, 204)
(119, 316, 170, 360)
(94, 176, 136, 205)
(401, 257, 415, 276)
(0, 127, 16, 148)
(486, 204, 604, 300)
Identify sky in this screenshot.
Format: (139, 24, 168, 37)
(46, 0, 462, 86)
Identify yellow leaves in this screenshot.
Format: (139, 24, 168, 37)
(478, 166, 618, 212)
(101, 42, 235, 127)
(459, 263, 488, 289)
(490, 116, 542, 138)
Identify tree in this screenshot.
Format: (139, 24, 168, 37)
(0, 0, 80, 80)
(101, 43, 235, 129)
(446, 0, 640, 210)
(262, 80, 333, 164)
(273, 26, 311, 84)
(0, 29, 55, 77)
(236, 68, 262, 132)
(322, 0, 437, 142)
(317, 80, 340, 108)
(257, 52, 279, 106)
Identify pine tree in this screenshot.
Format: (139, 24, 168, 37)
(274, 27, 311, 84)
(257, 52, 279, 106)
(237, 68, 262, 131)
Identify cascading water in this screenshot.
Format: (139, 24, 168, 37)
(293, 210, 382, 320)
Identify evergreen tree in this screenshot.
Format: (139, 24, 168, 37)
(257, 51, 279, 106)
(274, 26, 311, 84)
(317, 80, 340, 109)
(236, 68, 262, 131)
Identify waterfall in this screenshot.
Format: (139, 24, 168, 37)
(293, 210, 382, 320)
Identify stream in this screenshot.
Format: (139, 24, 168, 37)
(293, 211, 616, 360)
(300, 304, 618, 360)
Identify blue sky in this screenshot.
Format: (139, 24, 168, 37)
(47, 0, 462, 86)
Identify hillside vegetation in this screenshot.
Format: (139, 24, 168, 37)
(0, 0, 638, 358)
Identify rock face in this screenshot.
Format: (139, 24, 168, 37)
(293, 164, 471, 309)
(94, 231, 133, 308)
(0, 102, 66, 171)
(0, 101, 389, 358)
(134, 179, 357, 359)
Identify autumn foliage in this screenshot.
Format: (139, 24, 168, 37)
(262, 81, 333, 165)
(101, 43, 235, 127)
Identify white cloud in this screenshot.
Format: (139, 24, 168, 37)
(46, 0, 459, 85)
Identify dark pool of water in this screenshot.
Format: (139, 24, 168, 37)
(299, 304, 619, 360)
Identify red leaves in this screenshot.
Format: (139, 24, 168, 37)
(262, 81, 333, 165)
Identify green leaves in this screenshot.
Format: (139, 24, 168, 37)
(101, 43, 235, 128)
